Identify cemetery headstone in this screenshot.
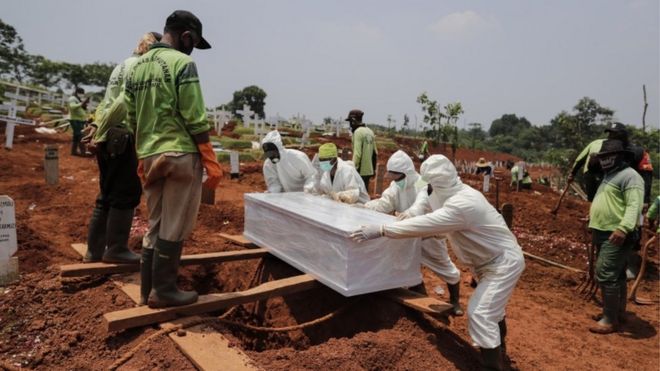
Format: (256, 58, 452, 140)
(0, 195, 18, 285)
(230, 151, 240, 179)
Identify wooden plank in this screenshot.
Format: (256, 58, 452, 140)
(60, 248, 268, 277)
(219, 233, 257, 248)
(382, 288, 453, 315)
(164, 316, 259, 371)
(104, 274, 318, 332)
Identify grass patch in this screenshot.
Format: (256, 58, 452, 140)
(233, 126, 254, 135)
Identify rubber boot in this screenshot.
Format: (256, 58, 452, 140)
(447, 283, 464, 316)
(480, 346, 503, 371)
(619, 280, 627, 321)
(148, 238, 198, 308)
(71, 139, 80, 156)
(589, 283, 620, 334)
(78, 141, 89, 157)
(84, 206, 108, 262)
(139, 248, 154, 305)
(498, 318, 508, 359)
(102, 208, 140, 264)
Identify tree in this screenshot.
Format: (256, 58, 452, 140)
(0, 19, 30, 83)
(416, 92, 442, 144)
(228, 85, 267, 119)
(550, 97, 613, 150)
(467, 122, 485, 149)
(489, 114, 531, 137)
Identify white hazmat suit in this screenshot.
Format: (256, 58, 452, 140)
(261, 131, 317, 193)
(314, 158, 370, 204)
(364, 150, 460, 285)
(357, 155, 524, 349)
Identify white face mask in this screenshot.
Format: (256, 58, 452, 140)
(395, 178, 406, 190)
(319, 160, 333, 172)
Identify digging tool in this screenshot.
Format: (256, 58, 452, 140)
(629, 235, 658, 305)
(576, 241, 598, 300)
(551, 179, 572, 215)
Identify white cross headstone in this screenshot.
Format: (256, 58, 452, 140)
(207, 109, 232, 133)
(0, 195, 18, 285)
(230, 151, 240, 178)
(1, 90, 34, 149)
(236, 104, 255, 124)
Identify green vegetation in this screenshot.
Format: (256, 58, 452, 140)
(233, 126, 254, 135)
(215, 151, 257, 163)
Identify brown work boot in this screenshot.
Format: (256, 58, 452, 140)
(589, 283, 619, 335)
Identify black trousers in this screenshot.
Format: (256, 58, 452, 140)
(95, 136, 142, 210)
(361, 175, 372, 192)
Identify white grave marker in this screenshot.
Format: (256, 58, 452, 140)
(1, 90, 36, 149)
(0, 195, 18, 285)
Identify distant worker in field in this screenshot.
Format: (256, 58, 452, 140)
(364, 150, 463, 315)
(507, 160, 527, 190)
(125, 10, 221, 308)
(346, 109, 377, 192)
(308, 143, 369, 204)
(80, 31, 161, 266)
(587, 140, 643, 334)
(475, 157, 493, 192)
(351, 155, 525, 370)
(520, 171, 533, 190)
(261, 130, 317, 193)
(419, 140, 430, 161)
(68, 87, 90, 156)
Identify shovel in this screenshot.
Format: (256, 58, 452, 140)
(551, 180, 572, 215)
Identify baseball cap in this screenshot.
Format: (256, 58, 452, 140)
(166, 10, 211, 49)
(604, 122, 626, 133)
(345, 109, 364, 121)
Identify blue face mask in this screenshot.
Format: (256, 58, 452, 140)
(395, 178, 406, 190)
(319, 160, 333, 172)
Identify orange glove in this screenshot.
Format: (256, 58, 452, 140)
(197, 141, 222, 189)
(137, 160, 146, 183)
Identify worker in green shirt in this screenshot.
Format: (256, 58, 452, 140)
(125, 10, 221, 308)
(588, 139, 644, 334)
(80, 32, 161, 267)
(68, 87, 89, 156)
(346, 109, 377, 192)
(419, 140, 430, 161)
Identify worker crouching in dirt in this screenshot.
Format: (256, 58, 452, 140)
(81, 32, 161, 266)
(306, 143, 370, 204)
(125, 10, 221, 308)
(351, 155, 525, 371)
(588, 139, 644, 334)
(261, 130, 317, 193)
(364, 150, 463, 315)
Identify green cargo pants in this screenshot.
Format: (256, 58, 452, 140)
(592, 230, 633, 284)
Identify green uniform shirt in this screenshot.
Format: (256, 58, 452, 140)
(572, 139, 604, 175)
(510, 165, 519, 185)
(68, 95, 87, 121)
(352, 126, 377, 176)
(647, 196, 660, 233)
(125, 43, 209, 159)
(93, 55, 139, 142)
(589, 166, 644, 233)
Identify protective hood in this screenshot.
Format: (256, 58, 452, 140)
(261, 130, 285, 154)
(420, 155, 464, 205)
(387, 150, 420, 190)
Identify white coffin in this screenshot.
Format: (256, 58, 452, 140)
(244, 192, 421, 296)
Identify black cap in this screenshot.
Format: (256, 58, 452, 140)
(596, 139, 633, 157)
(166, 10, 211, 49)
(345, 109, 364, 121)
(604, 122, 627, 133)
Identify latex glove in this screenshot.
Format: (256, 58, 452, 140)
(333, 190, 359, 204)
(608, 229, 626, 247)
(197, 141, 223, 189)
(137, 160, 146, 183)
(81, 125, 97, 144)
(350, 225, 384, 243)
(395, 211, 412, 221)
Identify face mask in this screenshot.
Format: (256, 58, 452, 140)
(599, 154, 618, 171)
(319, 161, 333, 172)
(395, 178, 406, 190)
(270, 157, 280, 164)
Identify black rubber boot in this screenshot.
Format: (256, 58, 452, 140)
(102, 208, 140, 264)
(480, 346, 503, 371)
(84, 206, 108, 262)
(589, 283, 620, 334)
(619, 280, 627, 320)
(148, 238, 198, 308)
(498, 318, 508, 356)
(71, 139, 79, 156)
(139, 248, 154, 305)
(447, 283, 464, 316)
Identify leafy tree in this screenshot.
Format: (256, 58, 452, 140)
(0, 19, 30, 83)
(416, 92, 442, 144)
(489, 114, 531, 137)
(550, 97, 613, 150)
(228, 85, 267, 119)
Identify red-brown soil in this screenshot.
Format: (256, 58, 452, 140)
(0, 126, 658, 370)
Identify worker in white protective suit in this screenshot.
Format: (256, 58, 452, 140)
(308, 143, 370, 204)
(364, 150, 463, 315)
(351, 155, 525, 371)
(261, 130, 317, 193)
